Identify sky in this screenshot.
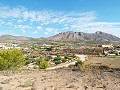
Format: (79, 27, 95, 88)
(0, 0, 120, 38)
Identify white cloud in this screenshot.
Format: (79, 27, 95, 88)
(33, 30, 38, 34)
(15, 25, 32, 29)
(43, 27, 59, 35)
(0, 5, 96, 24)
(46, 28, 54, 32)
(17, 19, 24, 23)
(0, 30, 14, 35)
(37, 26, 42, 30)
(44, 32, 49, 35)
(0, 19, 5, 25)
(14, 25, 32, 33)
(0, 5, 120, 37)
(6, 22, 13, 26)
(0, 6, 22, 18)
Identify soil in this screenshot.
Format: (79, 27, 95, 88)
(0, 56, 120, 90)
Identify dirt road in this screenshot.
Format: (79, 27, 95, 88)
(46, 54, 87, 70)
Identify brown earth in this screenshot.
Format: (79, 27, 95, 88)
(0, 56, 120, 90)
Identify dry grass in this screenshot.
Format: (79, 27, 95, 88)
(84, 56, 120, 69)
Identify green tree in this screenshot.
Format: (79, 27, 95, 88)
(39, 58, 48, 69)
(0, 56, 8, 70)
(0, 49, 25, 70)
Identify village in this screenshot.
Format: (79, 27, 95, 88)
(0, 42, 120, 56)
(0, 42, 120, 70)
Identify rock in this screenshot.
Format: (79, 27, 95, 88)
(84, 86, 88, 90)
(1, 79, 10, 84)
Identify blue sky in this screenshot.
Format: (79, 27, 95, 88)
(0, 0, 120, 38)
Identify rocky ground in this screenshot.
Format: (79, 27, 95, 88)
(0, 57, 120, 90)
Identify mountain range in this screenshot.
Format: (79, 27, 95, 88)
(0, 35, 32, 42)
(49, 31, 120, 42)
(0, 31, 120, 42)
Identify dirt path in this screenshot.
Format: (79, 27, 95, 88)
(46, 61, 77, 70)
(46, 54, 87, 70)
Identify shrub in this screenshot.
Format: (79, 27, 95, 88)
(75, 60, 83, 68)
(0, 56, 8, 70)
(54, 56, 61, 61)
(25, 58, 33, 65)
(54, 60, 62, 65)
(0, 49, 25, 70)
(53, 56, 62, 65)
(39, 58, 48, 69)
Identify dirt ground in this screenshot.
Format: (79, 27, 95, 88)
(0, 56, 120, 90)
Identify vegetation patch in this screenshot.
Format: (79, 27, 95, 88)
(39, 58, 49, 69)
(0, 49, 25, 71)
(75, 60, 83, 67)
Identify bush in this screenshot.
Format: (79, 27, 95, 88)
(53, 56, 62, 65)
(0, 49, 25, 70)
(75, 60, 83, 68)
(54, 56, 61, 61)
(0, 56, 8, 70)
(54, 60, 62, 65)
(39, 58, 48, 69)
(25, 58, 33, 65)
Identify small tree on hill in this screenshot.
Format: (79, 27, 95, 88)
(0, 49, 25, 70)
(39, 58, 48, 69)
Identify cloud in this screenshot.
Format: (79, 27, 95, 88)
(0, 5, 96, 24)
(0, 5, 22, 18)
(0, 30, 14, 35)
(71, 22, 120, 31)
(33, 30, 38, 34)
(17, 19, 24, 23)
(46, 27, 58, 34)
(46, 28, 54, 32)
(36, 26, 42, 30)
(14, 25, 32, 33)
(0, 19, 5, 25)
(6, 22, 13, 26)
(0, 5, 120, 37)
(32, 26, 43, 34)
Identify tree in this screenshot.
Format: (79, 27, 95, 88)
(0, 49, 25, 70)
(0, 56, 8, 70)
(39, 58, 48, 69)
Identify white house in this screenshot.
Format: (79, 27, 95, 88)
(102, 44, 113, 48)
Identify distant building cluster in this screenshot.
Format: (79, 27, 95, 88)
(101, 44, 113, 48)
(99, 44, 120, 56)
(0, 43, 21, 50)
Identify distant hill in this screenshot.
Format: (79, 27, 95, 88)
(0, 31, 120, 42)
(0, 35, 32, 42)
(49, 31, 120, 42)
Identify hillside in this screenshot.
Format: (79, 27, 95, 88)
(0, 31, 120, 42)
(0, 35, 32, 42)
(49, 31, 120, 41)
